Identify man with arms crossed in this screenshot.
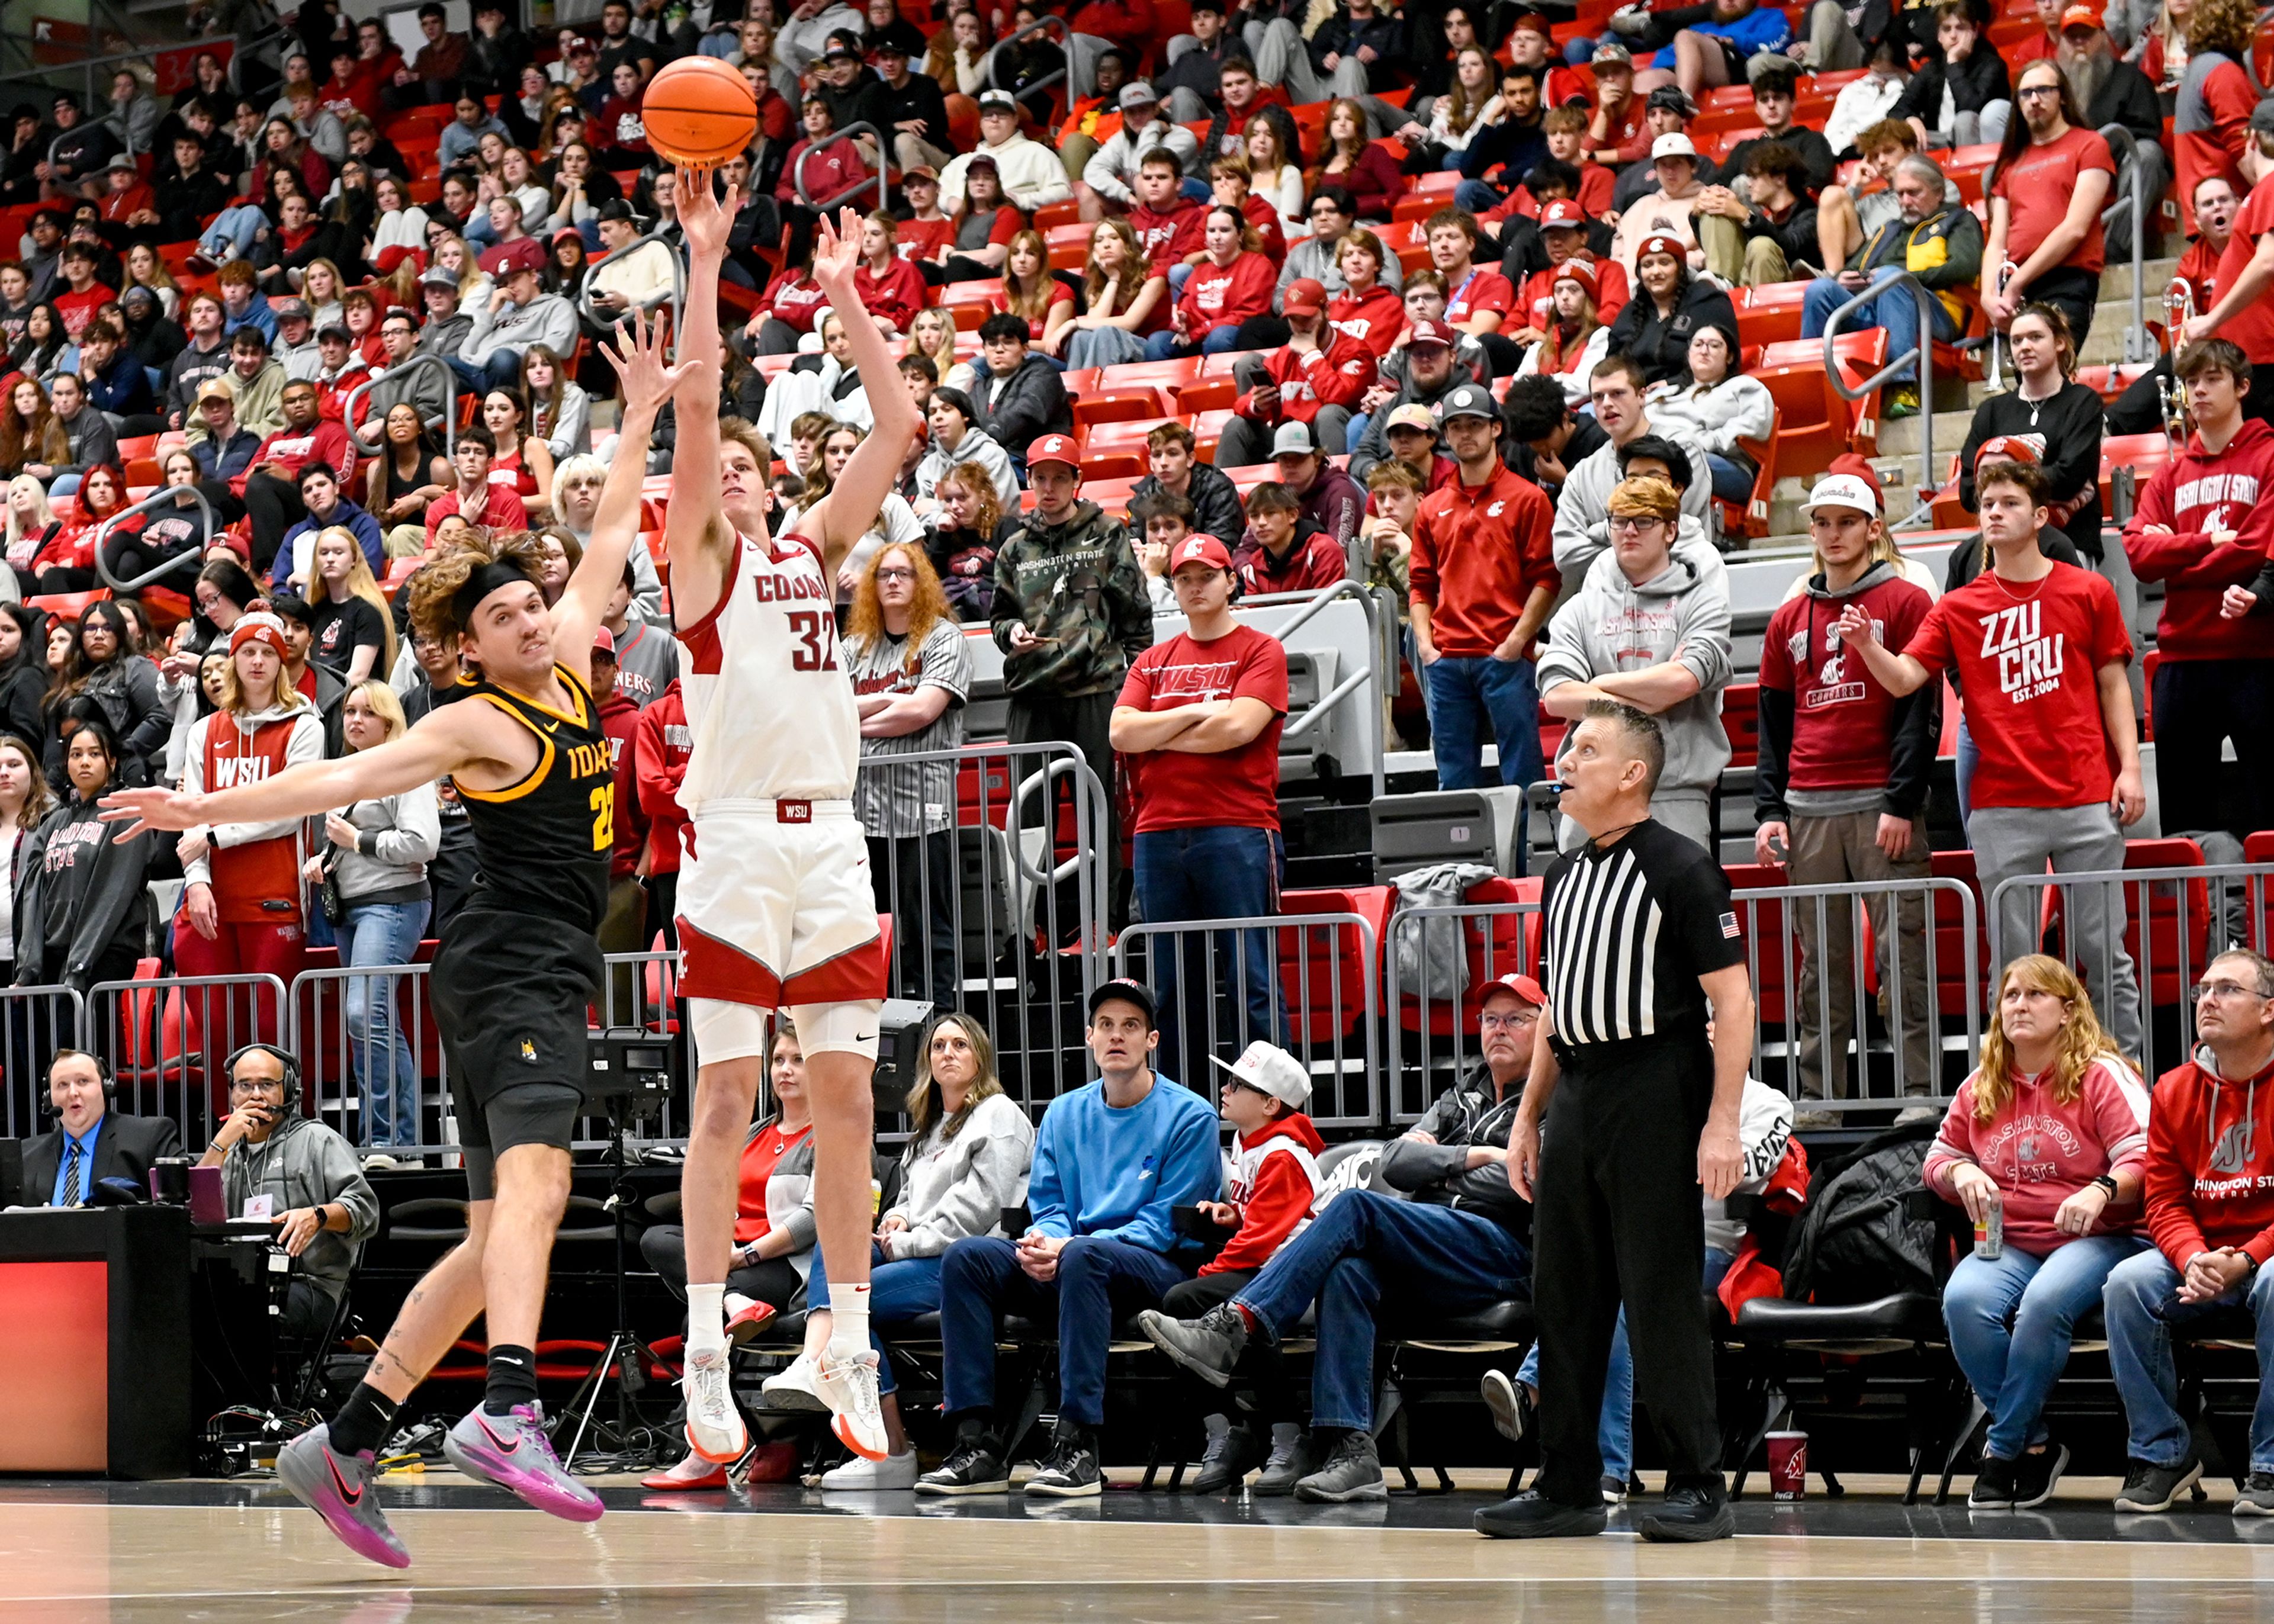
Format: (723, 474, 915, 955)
(101, 315, 687, 1566)
(663, 175, 924, 1468)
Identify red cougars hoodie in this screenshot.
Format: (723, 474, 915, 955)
(1199, 1111, 1326, 1276)
(2122, 417, 2274, 661)
(2144, 1046, 2274, 1270)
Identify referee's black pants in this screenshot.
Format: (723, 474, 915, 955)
(1531, 1031, 1723, 1505)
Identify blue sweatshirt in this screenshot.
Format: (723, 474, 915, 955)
(1026, 1073, 1222, 1255)
(1648, 4, 1792, 68)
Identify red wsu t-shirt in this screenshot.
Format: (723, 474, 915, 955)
(1116, 625, 1289, 833)
(1759, 575, 1934, 793)
(1902, 561, 2131, 809)
(1991, 126, 2116, 279)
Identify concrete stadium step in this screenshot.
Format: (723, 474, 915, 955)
(1875, 407, 1980, 460)
(2096, 257, 2182, 304)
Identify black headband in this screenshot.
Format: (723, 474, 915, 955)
(452, 559, 537, 625)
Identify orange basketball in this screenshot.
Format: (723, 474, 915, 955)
(641, 56, 760, 168)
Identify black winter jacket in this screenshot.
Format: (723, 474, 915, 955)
(1376, 1064, 1530, 1239)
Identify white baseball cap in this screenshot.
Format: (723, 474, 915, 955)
(1798, 472, 1881, 517)
(1652, 132, 1698, 160)
(1209, 1041, 1313, 1107)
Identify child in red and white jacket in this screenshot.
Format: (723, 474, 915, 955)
(1157, 1040, 1324, 1491)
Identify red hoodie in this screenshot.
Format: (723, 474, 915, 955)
(634, 680, 690, 878)
(1328, 282, 1405, 359)
(2122, 417, 2274, 660)
(2144, 1049, 2274, 1269)
(1200, 1111, 1326, 1276)
(598, 687, 646, 882)
(1177, 251, 1276, 340)
(1233, 329, 1377, 426)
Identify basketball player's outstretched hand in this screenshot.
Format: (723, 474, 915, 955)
(676, 162, 736, 258)
(97, 786, 200, 840)
(603, 308, 705, 416)
(810, 206, 863, 291)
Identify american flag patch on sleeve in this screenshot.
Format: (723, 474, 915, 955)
(1720, 912, 1741, 938)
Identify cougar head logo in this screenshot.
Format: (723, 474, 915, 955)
(2210, 1115, 2255, 1175)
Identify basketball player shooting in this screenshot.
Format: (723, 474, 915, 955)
(101, 314, 696, 1567)
(664, 175, 919, 1467)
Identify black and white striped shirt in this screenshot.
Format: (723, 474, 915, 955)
(1540, 821, 1744, 1046)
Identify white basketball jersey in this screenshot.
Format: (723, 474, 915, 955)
(675, 529, 860, 812)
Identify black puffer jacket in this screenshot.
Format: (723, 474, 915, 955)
(1605, 277, 1739, 387)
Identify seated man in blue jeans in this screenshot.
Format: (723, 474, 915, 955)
(1139, 972, 1538, 1503)
(1796, 149, 1980, 420)
(917, 978, 1220, 1499)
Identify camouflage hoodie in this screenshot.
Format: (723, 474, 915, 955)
(989, 499, 1154, 698)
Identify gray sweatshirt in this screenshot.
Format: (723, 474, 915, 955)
(217, 1115, 380, 1300)
(882, 1091, 1035, 1259)
(462, 290, 579, 370)
(1536, 532, 1734, 800)
(329, 782, 441, 903)
(1549, 417, 1715, 579)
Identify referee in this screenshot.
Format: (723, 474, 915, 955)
(1478, 699, 1752, 1543)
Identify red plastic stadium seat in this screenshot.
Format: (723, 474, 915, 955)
(1276, 885, 1394, 1044)
(1071, 387, 1165, 428)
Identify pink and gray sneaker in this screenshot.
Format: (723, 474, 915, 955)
(276, 1424, 412, 1568)
(442, 1403, 605, 1523)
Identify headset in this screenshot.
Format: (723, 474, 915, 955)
(222, 1042, 303, 1117)
(39, 1048, 116, 1122)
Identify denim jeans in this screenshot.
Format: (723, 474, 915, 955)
(808, 1241, 946, 1396)
(336, 896, 429, 1147)
(447, 352, 522, 396)
(1236, 1189, 1528, 1431)
(1515, 1246, 1732, 1482)
(1425, 653, 1542, 790)
(1945, 1232, 2148, 1460)
(1454, 179, 1504, 216)
(1133, 825, 1289, 1084)
(940, 1233, 1189, 1427)
(200, 204, 267, 259)
(2105, 1245, 2274, 1473)
(1800, 268, 1958, 385)
(1705, 452, 1754, 504)
(1144, 323, 1245, 362)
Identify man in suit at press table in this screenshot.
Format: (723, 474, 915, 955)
(20, 1049, 180, 1207)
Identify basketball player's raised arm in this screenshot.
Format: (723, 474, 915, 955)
(664, 161, 741, 625)
(551, 309, 696, 681)
(798, 207, 923, 578)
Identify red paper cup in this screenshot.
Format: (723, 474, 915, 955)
(1766, 1430, 1807, 1500)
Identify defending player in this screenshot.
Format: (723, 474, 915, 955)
(101, 314, 695, 1567)
(664, 175, 921, 1467)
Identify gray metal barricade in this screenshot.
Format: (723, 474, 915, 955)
(1387, 899, 1543, 1125)
(1728, 876, 1981, 1113)
(1823, 268, 1939, 529)
(1113, 911, 1381, 1128)
(290, 960, 442, 1152)
(343, 353, 458, 457)
(857, 739, 1109, 1115)
(86, 972, 290, 1149)
(1986, 860, 2274, 1082)
(0, 985, 84, 1138)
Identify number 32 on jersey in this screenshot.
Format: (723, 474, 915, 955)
(786, 607, 838, 672)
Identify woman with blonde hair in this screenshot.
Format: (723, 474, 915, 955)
(2, 475, 59, 579)
(304, 526, 396, 683)
(124, 243, 182, 320)
(1245, 115, 1305, 237)
(1059, 217, 1168, 368)
(297, 256, 346, 329)
(907, 306, 974, 393)
(519, 345, 592, 461)
(1412, 47, 1502, 171)
(309, 677, 439, 1157)
(998, 228, 1074, 350)
(799, 1008, 1034, 1488)
(927, 460, 1001, 621)
(1923, 954, 2150, 1509)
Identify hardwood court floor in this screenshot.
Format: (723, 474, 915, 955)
(5, 1474, 2273, 1623)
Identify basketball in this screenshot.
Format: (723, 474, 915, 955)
(640, 56, 760, 168)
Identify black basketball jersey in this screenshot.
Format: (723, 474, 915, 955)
(451, 665, 614, 934)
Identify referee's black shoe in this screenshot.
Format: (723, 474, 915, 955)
(1637, 1482, 1735, 1542)
(1473, 1490, 1608, 1539)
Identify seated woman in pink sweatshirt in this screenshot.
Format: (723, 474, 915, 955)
(1924, 953, 2151, 1511)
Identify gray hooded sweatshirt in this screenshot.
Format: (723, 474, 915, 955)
(881, 1091, 1035, 1259)
(1536, 531, 1735, 801)
(1549, 418, 1716, 579)
(217, 1114, 380, 1301)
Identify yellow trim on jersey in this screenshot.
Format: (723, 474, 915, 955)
(484, 663, 595, 731)
(454, 692, 558, 803)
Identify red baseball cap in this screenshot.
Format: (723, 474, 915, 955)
(592, 626, 617, 657)
(1539, 198, 1586, 231)
(1282, 276, 1328, 317)
(1168, 533, 1233, 573)
(2059, 1, 2103, 27)
(1406, 316, 1454, 349)
(485, 236, 547, 278)
(1480, 972, 1547, 1009)
(1509, 10, 1553, 35)
(1026, 433, 1081, 472)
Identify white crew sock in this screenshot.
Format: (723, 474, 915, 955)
(826, 1281, 872, 1365)
(686, 1282, 726, 1357)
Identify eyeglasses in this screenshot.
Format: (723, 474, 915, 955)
(2017, 83, 2062, 99)
(1608, 516, 1666, 534)
(2193, 980, 2263, 1002)
(1479, 1011, 1534, 1031)
(874, 567, 916, 582)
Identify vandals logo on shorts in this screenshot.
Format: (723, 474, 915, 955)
(521, 1039, 538, 1063)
